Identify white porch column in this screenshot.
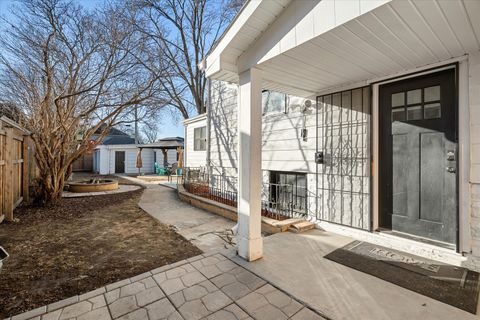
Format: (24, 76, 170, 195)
(237, 67, 263, 261)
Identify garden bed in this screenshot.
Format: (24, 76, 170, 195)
(0, 180, 202, 318)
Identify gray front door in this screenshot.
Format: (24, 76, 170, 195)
(379, 69, 457, 245)
(115, 151, 125, 173)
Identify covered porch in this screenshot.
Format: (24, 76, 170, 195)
(204, 0, 480, 262)
(229, 228, 480, 319)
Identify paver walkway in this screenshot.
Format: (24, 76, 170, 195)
(7, 252, 324, 320)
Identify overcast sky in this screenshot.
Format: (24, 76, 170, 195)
(0, 0, 186, 138)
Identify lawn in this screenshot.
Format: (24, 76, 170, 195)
(0, 180, 202, 318)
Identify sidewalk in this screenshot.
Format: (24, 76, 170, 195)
(7, 252, 324, 320)
(121, 176, 236, 253)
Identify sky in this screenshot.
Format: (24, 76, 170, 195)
(0, 0, 186, 139)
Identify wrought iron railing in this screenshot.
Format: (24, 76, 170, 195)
(262, 182, 308, 219)
(182, 167, 307, 219)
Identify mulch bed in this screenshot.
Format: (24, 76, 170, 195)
(0, 182, 202, 318)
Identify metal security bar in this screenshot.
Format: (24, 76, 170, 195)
(316, 87, 371, 230)
(262, 182, 308, 219)
(182, 167, 308, 219)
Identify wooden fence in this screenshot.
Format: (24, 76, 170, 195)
(0, 117, 30, 222)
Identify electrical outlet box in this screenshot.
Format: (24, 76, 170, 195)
(315, 151, 324, 164)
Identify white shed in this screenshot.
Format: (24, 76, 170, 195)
(93, 144, 155, 175)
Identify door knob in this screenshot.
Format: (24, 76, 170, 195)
(446, 166, 456, 173)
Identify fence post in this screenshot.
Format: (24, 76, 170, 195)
(4, 127, 14, 221)
(22, 136, 30, 203)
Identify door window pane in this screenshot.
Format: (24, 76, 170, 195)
(407, 89, 422, 104)
(424, 86, 440, 102)
(391, 92, 404, 107)
(392, 108, 405, 122)
(407, 105, 422, 120)
(424, 103, 441, 119)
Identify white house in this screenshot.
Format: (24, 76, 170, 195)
(183, 114, 208, 168)
(187, 0, 480, 270)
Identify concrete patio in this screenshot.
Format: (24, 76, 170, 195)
(233, 230, 480, 320)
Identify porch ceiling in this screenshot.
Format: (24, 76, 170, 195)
(258, 0, 480, 98)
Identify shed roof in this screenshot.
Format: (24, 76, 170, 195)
(140, 136, 184, 149)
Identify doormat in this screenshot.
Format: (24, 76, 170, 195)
(324, 241, 480, 314)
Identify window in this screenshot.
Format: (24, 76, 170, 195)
(194, 126, 206, 151)
(391, 85, 441, 122)
(269, 171, 307, 216)
(262, 90, 287, 114)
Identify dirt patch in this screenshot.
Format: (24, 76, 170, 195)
(0, 185, 202, 318)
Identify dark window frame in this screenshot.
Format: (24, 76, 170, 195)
(269, 171, 308, 215)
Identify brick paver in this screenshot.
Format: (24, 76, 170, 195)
(5, 253, 325, 320)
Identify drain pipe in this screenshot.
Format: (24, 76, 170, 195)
(206, 78, 212, 174)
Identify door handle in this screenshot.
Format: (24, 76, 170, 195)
(446, 166, 456, 173)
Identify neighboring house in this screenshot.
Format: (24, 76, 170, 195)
(186, 0, 480, 269)
(183, 114, 207, 168)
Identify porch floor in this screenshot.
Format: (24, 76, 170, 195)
(230, 230, 480, 320)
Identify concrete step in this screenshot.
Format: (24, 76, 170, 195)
(289, 221, 315, 233)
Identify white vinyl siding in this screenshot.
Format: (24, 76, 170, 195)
(209, 80, 238, 178)
(185, 116, 207, 168)
(208, 79, 318, 216)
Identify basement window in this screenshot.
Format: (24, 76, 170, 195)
(269, 171, 307, 216)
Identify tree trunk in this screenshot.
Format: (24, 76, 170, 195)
(37, 172, 64, 205)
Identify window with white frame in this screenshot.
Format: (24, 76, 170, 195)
(194, 126, 206, 151)
(262, 90, 287, 114)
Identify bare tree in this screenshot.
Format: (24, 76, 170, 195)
(0, 0, 161, 204)
(132, 0, 239, 119)
(141, 121, 160, 143)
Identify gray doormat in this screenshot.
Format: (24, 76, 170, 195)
(324, 241, 480, 314)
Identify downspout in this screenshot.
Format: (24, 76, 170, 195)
(206, 78, 212, 175)
(184, 124, 188, 167)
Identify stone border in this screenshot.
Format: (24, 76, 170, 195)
(62, 184, 142, 198)
(68, 180, 118, 193)
(177, 184, 306, 234)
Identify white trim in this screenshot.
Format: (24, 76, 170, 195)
(367, 55, 468, 85)
(94, 144, 139, 150)
(183, 113, 207, 126)
(371, 57, 469, 253)
(458, 59, 471, 254)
